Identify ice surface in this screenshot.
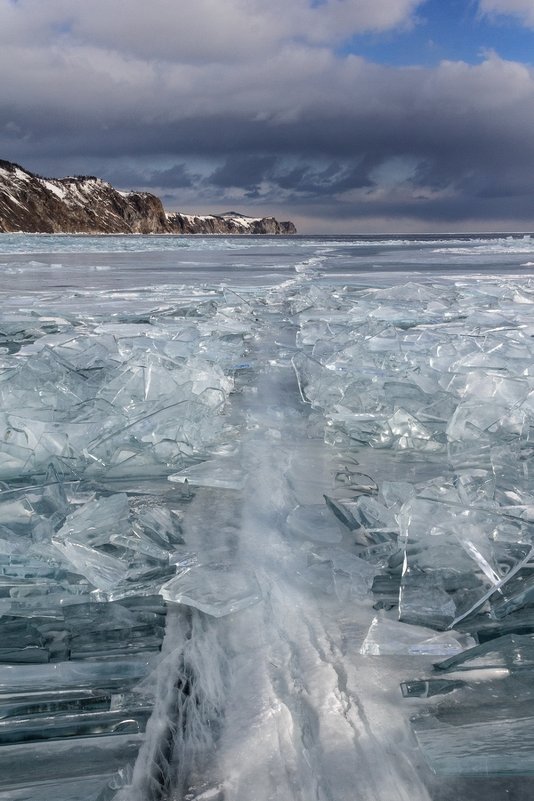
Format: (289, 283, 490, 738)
(0, 733, 145, 790)
(286, 503, 344, 543)
(3, 233, 534, 798)
(433, 633, 534, 672)
(0, 474, 173, 794)
(397, 495, 534, 629)
(161, 559, 261, 617)
(286, 256, 534, 788)
(360, 615, 475, 656)
(0, 315, 237, 481)
(169, 457, 245, 490)
(412, 710, 534, 776)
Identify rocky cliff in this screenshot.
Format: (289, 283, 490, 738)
(0, 160, 296, 235)
(166, 211, 296, 235)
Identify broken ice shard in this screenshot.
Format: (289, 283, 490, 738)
(397, 495, 533, 630)
(434, 633, 534, 673)
(299, 545, 376, 600)
(0, 732, 145, 792)
(400, 679, 466, 699)
(360, 615, 475, 656)
(0, 313, 238, 481)
(160, 559, 261, 617)
(286, 504, 344, 544)
(55, 494, 130, 548)
(411, 706, 534, 776)
(169, 456, 245, 490)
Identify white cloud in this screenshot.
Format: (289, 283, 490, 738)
(479, 0, 534, 27)
(0, 0, 424, 62)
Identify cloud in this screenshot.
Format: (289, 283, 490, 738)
(1, 0, 534, 230)
(0, 0, 424, 62)
(208, 156, 276, 189)
(148, 163, 200, 189)
(478, 0, 534, 28)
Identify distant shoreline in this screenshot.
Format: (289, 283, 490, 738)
(0, 159, 297, 235)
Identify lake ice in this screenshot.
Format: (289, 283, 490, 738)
(1, 233, 534, 800)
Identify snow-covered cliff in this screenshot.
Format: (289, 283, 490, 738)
(0, 160, 297, 235)
(166, 210, 296, 235)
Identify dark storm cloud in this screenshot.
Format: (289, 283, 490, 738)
(1, 0, 534, 230)
(273, 160, 376, 195)
(206, 158, 377, 199)
(148, 164, 199, 189)
(209, 156, 278, 190)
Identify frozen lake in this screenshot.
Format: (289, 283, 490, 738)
(1, 233, 534, 801)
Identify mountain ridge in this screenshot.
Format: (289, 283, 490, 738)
(0, 160, 297, 235)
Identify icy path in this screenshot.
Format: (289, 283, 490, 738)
(157, 290, 433, 801)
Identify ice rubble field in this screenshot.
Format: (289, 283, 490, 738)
(1, 235, 534, 800)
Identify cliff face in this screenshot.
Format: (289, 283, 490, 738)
(0, 160, 169, 234)
(166, 211, 296, 235)
(0, 160, 296, 235)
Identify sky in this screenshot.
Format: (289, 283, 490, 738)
(1, 0, 534, 233)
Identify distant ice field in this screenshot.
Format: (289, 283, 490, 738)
(1, 232, 534, 293)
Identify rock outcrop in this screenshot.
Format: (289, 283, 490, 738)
(0, 160, 297, 235)
(166, 211, 296, 235)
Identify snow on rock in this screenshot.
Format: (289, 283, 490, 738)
(0, 159, 297, 235)
(165, 210, 296, 235)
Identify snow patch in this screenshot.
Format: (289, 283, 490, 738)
(40, 179, 67, 200)
(0, 165, 31, 183)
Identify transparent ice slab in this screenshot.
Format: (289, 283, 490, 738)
(55, 494, 130, 548)
(433, 633, 534, 673)
(398, 494, 534, 630)
(360, 615, 475, 656)
(298, 544, 377, 600)
(0, 310, 239, 481)
(286, 504, 344, 544)
(0, 707, 151, 745)
(400, 679, 467, 699)
(0, 732, 145, 790)
(160, 558, 261, 617)
(169, 458, 245, 491)
(0, 657, 155, 698)
(411, 706, 534, 776)
(0, 689, 121, 720)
